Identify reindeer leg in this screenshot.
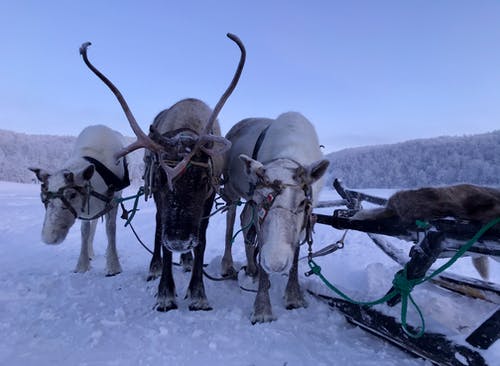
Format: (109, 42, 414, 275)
(251, 264, 275, 323)
(156, 245, 177, 312)
(186, 241, 212, 311)
(75, 220, 92, 273)
(105, 204, 122, 276)
(221, 204, 237, 278)
(284, 246, 307, 309)
(87, 219, 97, 259)
(242, 203, 258, 278)
(147, 209, 163, 281)
(180, 251, 193, 272)
(187, 197, 212, 311)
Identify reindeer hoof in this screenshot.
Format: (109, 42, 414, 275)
(284, 291, 308, 310)
(189, 304, 213, 311)
(221, 267, 238, 280)
(285, 298, 308, 310)
(180, 252, 193, 272)
(250, 312, 276, 324)
(105, 271, 121, 277)
(188, 299, 212, 311)
(146, 273, 160, 281)
(156, 302, 178, 312)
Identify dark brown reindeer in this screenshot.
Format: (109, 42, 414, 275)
(80, 33, 245, 311)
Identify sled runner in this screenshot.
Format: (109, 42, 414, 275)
(310, 291, 489, 366)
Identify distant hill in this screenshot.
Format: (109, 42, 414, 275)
(2, 128, 499, 189)
(0, 129, 144, 184)
(325, 130, 500, 189)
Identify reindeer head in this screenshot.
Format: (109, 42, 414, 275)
(239, 155, 329, 274)
(29, 165, 95, 244)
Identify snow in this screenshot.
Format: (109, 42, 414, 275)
(0, 181, 498, 366)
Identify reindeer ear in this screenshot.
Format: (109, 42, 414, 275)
(239, 154, 266, 183)
(70, 165, 95, 185)
(64, 171, 75, 184)
(29, 167, 50, 183)
(306, 159, 329, 184)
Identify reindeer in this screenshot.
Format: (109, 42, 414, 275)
(80, 33, 245, 311)
(220, 112, 329, 323)
(30, 124, 130, 276)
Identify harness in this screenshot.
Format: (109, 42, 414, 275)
(251, 171, 314, 235)
(143, 129, 221, 200)
(246, 124, 315, 249)
(40, 157, 130, 220)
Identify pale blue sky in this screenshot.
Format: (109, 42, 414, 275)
(1, 1, 499, 152)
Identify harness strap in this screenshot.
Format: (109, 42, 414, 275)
(252, 124, 271, 160)
(83, 156, 130, 191)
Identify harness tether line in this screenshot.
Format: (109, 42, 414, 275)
(307, 217, 500, 338)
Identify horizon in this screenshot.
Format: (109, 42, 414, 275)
(2, 125, 498, 154)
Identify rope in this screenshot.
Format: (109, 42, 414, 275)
(116, 186, 145, 227)
(307, 217, 500, 338)
(230, 203, 256, 245)
(127, 221, 154, 255)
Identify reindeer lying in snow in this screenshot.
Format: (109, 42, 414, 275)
(221, 112, 329, 323)
(30, 124, 130, 276)
(80, 34, 245, 311)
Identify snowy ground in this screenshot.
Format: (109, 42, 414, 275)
(0, 181, 498, 366)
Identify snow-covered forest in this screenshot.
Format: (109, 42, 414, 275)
(326, 130, 500, 188)
(0, 129, 145, 184)
(2, 128, 499, 189)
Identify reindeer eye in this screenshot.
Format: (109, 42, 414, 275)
(65, 191, 78, 200)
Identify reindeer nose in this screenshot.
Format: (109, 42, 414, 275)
(163, 237, 198, 252)
(260, 255, 291, 274)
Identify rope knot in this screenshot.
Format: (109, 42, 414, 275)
(306, 260, 322, 277)
(392, 269, 417, 295)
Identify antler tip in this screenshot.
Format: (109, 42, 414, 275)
(226, 33, 239, 42)
(79, 42, 92, 55)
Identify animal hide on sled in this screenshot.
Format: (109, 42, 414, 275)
(356, 184, 500, 224)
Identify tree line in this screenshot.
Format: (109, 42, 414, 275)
(325, 130, 500, 188)
(1, 128, 499, 189)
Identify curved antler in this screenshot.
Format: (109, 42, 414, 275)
(79, 42, 164, 159)
(159, 33, 245, 189)
(202, 33, 246, 136)
(80, 34, 245, 190)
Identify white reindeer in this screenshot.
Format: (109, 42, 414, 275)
(30, 124, 129, 276)
(221, 112, 329, 323)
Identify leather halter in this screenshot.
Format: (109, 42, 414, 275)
(252, 124, 271, 160)
(83, 156, 130, 192)
(40, 157, 130, 220)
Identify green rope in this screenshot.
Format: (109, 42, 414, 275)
(308, 216, 500, 338)
(230, 202, 256, 245)
(416, 217, 500, 283)
(115, 186, 145, 227)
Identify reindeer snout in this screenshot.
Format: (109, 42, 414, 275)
(163, 236, 198, 253)
(260, 245, 294, 274)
